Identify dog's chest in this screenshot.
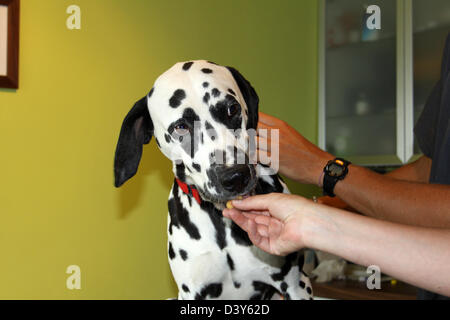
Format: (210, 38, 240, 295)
(166, 182, 288, 299)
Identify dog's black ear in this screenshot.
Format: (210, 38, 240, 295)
(226, 66, 259, 130)
(114, 97, 154, 187)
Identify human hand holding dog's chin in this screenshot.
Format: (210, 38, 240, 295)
(257, 112, 332, 185)
(223, 193, 315, 256)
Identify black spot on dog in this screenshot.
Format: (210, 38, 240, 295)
(182, 61, 194, 71)
(201, 68, 213, 74)
(227, 145, 247, 165)
(205, 121, 218, 141)
(200, 132, 204, 144)
(192, 163, 201, 172)
(211, 88, 220, 98)
(148, 87, 154, 98)
(169, 89, 186, 108)
(176, 163, 186, 182)
(251, 281, 278, 300)
(203, 82, 209, 88)
(203, 92, 210, 104)
(271, 253, 296, 282)
(168, 182, 201, 240)
(298, 252, 305, 272)
(280, 282, 288, 293)
(207, 61, 218, 65)
(168, 242, 176, 259)
(179, 249, 188, 261)
(195, 283, 223, 300)
(231, 221, 252, 246)
(234, 282, 241, 288)
(299, 280, 306, 289)
(306, 286, 313, 295)
(168, 108, 201, 158)
(205, 121, 214, 131)
(209, 94, 242, 130)
(228, 88, 236, 96)
(255, 175, 284, 195)
(200, 201, 227, 249)
(155, 138, 161, 148)
(181, 108, 200, 158)
(226, 254, 235, 271)
(186, 194, 192, 207)
(164, 133, 171, 143)
(182, 284, 190, 293)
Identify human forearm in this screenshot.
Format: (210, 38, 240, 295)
(334, 165, 450, 227)
(257, 113, 450, 226)
(303, 203, 450, 296)
(385, 156, 432, 183)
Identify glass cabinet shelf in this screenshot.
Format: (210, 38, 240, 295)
(318, 0, 450, 166)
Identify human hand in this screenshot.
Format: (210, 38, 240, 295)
(223, 193, 314, 256)
(257, 112, 332, 185)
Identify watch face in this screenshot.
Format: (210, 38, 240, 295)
(328, 163, 345, 177)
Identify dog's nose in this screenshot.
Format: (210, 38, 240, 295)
(220, 165, 251, 193)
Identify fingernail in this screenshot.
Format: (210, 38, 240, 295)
(232, 199, 242, 205)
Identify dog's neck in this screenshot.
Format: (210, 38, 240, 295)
(174, 177, 229, 210)
(175, 178, 202, 205)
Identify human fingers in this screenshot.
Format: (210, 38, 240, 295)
(244, 210, 271, 217)
(223, 208, 250, 232)
(247, 219, 272, 253)
(242, 212, 272, 225)
(224, 207, 275, 254)
(231, 194, 290, 221)
(230, 194, 273, 212)
(258, 112, 280, 126)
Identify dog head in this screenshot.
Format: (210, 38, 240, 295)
(114, 60, 259, 203)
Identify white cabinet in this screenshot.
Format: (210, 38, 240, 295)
(318, 0, 450, 166)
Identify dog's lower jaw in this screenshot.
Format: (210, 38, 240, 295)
(198, 187, 256, 211)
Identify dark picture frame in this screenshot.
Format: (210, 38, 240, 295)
(0, 0, 19, 89)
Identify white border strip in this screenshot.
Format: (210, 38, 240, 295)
(0, 5, 8, 77)
(318, 0, 326, 150)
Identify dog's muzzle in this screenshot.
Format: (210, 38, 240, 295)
(205, 164, 257, 202)
(217, 165, 252, 194)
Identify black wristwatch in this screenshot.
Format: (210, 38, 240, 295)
(322, 158, 352, 197)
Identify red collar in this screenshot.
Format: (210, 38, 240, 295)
(175, 178, 202, 204)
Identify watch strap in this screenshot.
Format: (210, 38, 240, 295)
(323, 172, 338, 197)
(322, 158, 351, 197)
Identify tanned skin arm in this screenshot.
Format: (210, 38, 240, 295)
(257, 112, 450, 227)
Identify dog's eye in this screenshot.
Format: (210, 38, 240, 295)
(227, 104, 240, 117)
(174, 123, 189, 135)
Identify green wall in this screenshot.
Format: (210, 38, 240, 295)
(0, 0, 319, 299)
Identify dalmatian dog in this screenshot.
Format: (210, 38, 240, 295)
(114, 60, 313, 300)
